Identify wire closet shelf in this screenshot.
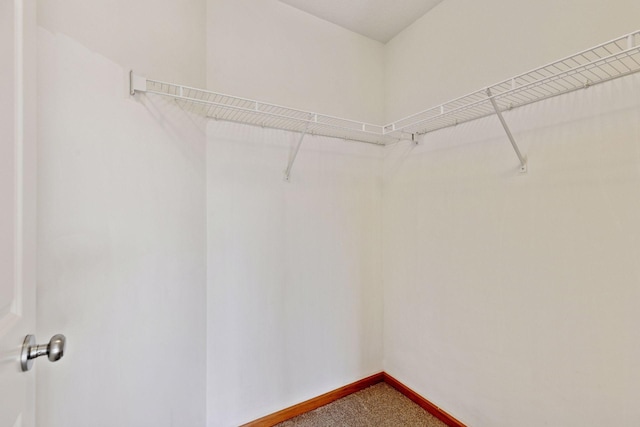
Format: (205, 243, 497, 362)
(130, 75, 393, 145)
(131, 30, 640, 146)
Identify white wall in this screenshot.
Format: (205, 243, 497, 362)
(205, 4, 386, 423)
(35, 1, 640, 426)
(36, 2, 386, 426)
(383, 68, 640, 426)
(383, 3, 640, 426)
(206, 0, 385, 124)
(35, 1, 207, 425)
(38, 0, 206, 87)
(384, 0, 640, 122)
(206, 123, 383, 426)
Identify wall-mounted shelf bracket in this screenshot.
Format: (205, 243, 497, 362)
(129, 71, 147, 95)
(284, 119, 312, 182)
(486, 88, 527, 174)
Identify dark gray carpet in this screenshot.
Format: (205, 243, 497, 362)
(275, 383, 447, 426)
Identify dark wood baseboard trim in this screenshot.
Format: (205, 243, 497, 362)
(241, 371, 466, 427)
(383, 372, 466, 427)
(240, 372, 385, 427)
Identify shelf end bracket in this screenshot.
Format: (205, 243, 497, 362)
(129, 71, 147, 96)
(486, 88, 527, 174)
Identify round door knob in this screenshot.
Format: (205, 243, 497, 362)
(21, 334, 67, 372)
(46, 334, 66, 362)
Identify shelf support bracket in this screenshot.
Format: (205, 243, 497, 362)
(486, 88, 527, 173)
(129, 71, 147, 95)
(284, 120, 312, 182)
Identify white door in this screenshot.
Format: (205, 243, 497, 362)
(0, 0, 37, 426)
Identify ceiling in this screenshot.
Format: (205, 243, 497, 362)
(279, 0, 445, 44)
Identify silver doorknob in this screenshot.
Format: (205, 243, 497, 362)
(21, 334, 66, 372)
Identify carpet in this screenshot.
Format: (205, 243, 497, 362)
(275, 382, 448, 426)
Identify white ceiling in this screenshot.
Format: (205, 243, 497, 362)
(279, 0, 445, 44)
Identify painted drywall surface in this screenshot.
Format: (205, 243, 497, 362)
(37, 0, 206, 87)
(206, 0, 385, 124)
(206, 3, 385, 423)
(206, 122, 383, 426)
(36, 29, 207, 427)
(382, 75, 640, 426)
(384, 0, 640, 122)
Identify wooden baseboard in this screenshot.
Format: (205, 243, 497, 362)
(383, 373, 466, 427)
(241, 371, 466, 427)
(240, 372, 385, 427)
